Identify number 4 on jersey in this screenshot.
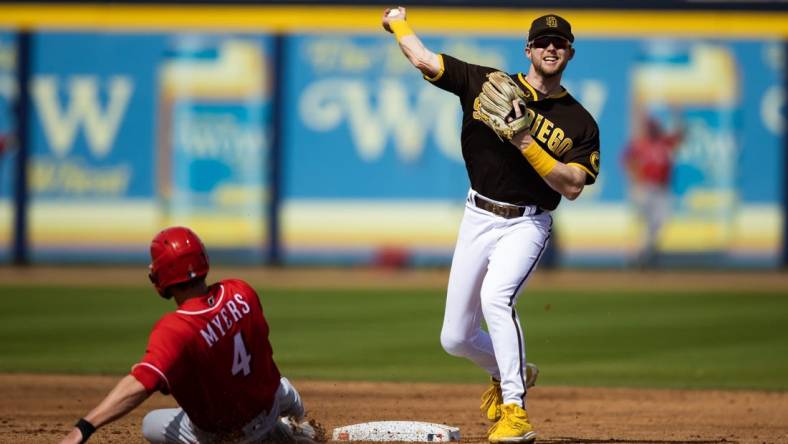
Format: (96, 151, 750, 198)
(232, 332, 252, 376)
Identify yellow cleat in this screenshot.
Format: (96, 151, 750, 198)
(487, 403, 536, 443)
(480, 378, 503, 421)
(481, 363, 540, 422)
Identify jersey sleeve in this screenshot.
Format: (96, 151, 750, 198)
(427, 53, 495, 107)
(561, 120, 601, 185)
(131, 316, 185, 394)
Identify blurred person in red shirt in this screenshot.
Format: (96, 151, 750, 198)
(621, 108, 684, 267)
(59, 226, 318, 444)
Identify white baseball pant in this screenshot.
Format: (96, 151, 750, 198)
(440, 190, 552, 408)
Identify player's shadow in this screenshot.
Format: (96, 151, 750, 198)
(462, 435, 735, 444)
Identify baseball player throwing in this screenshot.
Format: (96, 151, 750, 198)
(383, 8, 600, 443)
(58, 226, 319, 444)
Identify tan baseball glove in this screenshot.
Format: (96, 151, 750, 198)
(474, 71, 530, 141)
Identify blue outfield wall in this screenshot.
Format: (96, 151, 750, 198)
(0, 32, 275, 263)
(284, 35, 784, 267)
(0, 28, 784, 267)
(0, 33, 16, 264)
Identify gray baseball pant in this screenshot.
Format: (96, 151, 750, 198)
(141, 376, 304, 444)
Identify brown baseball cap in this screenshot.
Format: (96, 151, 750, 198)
(528, 14, 574, 43)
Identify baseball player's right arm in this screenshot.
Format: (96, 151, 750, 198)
(511, 131, 588, 200)
(58, 375, 150, 444)
(382, 7, 442, 78)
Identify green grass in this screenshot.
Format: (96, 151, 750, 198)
(1, 285, 786, 390)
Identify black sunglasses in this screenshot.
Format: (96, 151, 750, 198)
(530, 36, 570, 49)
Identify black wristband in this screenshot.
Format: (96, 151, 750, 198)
(74, 418, 96, 443)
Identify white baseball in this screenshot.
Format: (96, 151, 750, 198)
(387, 9, 401, 18)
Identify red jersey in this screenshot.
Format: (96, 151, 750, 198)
(623, 133, 682, 187)
(131, 279, 281, 433)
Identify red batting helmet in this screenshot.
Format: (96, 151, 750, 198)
(148, 226, 209, 297)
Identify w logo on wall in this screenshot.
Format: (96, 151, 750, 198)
(32, 75, 133, 159)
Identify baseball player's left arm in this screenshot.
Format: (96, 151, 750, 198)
(58, 375, 150, 444)
(511, 131, 588, 200)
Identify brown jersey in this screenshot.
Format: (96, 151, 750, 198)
(428, 54, 600, 210)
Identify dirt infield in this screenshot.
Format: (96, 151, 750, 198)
(1, 269, 786, 443)
(2, 374, 787, 444)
